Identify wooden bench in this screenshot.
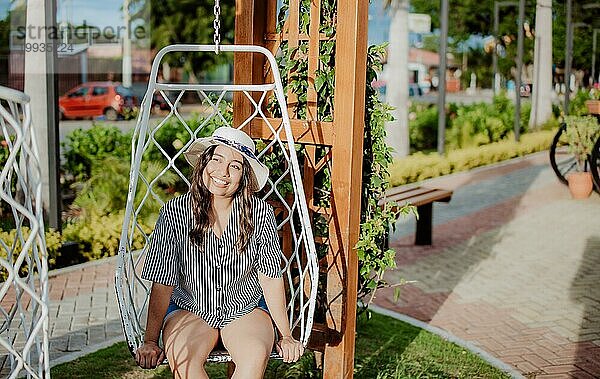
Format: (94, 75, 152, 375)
(379, 186, 453, 246)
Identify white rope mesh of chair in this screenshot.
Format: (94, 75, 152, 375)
(0, 86, 50, 378)
(115, 45, 319, 363)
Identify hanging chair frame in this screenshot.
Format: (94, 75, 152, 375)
(115, 44, 319, 363)
(0, 85, 50, 379)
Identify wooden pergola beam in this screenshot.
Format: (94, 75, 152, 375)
(323, 1, 368, 377)
(234, 1, 369, 377)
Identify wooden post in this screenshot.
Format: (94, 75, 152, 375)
(233, 0, 267, 126)
(323, 1, 368, 377)
(234, 1, 369, 377)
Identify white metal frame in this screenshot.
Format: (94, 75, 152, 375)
(115, 44, 319, 363)
(0, 86, 50, 378)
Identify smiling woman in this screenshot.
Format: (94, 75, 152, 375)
(135, 127, 304, 379)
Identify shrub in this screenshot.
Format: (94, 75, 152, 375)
(409, 104, 438, 152)
(389, 130, 556, 186)
(61, 124, 131, 181)
(64, 156, 179, 259)
(0, 228, 62, 281)
(62, 211, 150, 260)
(446, 93, 516, 149)
(409, 93, 535, 152)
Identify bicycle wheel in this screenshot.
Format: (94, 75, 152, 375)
(591, 135, 600, 192)
(549, 123, 578, 185)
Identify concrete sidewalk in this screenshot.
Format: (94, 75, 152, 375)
(375, 152, 600, 378)
(3, 152, 599, 378)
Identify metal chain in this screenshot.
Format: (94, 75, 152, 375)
(213, 0, 221, 54)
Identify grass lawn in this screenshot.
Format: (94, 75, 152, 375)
(51, 312, 511, 379)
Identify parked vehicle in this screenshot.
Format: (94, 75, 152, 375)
(59, 82, 138, 121)
(409, 83, 423, 97)
(152, 92, 172, 113)
(151, 92, 181, 114)
(519, 83, 532, 97)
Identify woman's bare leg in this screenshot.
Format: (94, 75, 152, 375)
(163, 310, 219, 379)
(220, 309, 274, 379)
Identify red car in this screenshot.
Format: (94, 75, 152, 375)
(59, 82, 137, 121)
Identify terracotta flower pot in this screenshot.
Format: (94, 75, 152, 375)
(585, 100, 600, 115)
(567, 172, 593, 199)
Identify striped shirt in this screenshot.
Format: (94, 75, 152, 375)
(141, 192, 283, 328)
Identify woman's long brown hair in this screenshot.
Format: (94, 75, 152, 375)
(189, 145, 257, 252)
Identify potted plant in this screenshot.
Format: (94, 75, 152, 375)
(564, 115, 600, 198)
(585, 86, 600, 115)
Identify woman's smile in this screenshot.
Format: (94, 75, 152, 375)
(211, 176, 229, 186)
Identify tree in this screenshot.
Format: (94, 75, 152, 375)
(137, 0, 236, 81)
(411, 0, 597, 75)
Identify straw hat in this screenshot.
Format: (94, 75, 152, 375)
(183, 127, 269, 190)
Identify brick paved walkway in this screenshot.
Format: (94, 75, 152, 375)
(375, 152, 600, 378)
(3, 152, 599, 378)
(46, 258, 123, 366)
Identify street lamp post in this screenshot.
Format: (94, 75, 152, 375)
(514, 0, 525, 142)
(593, 28, 599, 85)
(493, 1, 518, 94)
(437, 0, 449, 155)
(123, 0, 132, 88)
(564, 0, 573, 114)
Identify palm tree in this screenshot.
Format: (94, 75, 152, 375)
(529, 0, 553, 128)
(384, 0, 410, 158)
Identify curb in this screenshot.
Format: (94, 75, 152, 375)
(369, 304, 525, 379)
(49, 335, 125, 369)
(48, 255, 119, 278)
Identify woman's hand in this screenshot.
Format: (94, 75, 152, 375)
(135, 341, 165, 369)
(276, 335, 304, 363)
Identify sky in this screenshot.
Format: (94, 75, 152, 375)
(0, 0, 439, 48)
(369, 1, 391, 46)
(57, 0, 125, 28)
(0, 0, 126, 28)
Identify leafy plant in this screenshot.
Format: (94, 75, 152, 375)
(564, 115, 600, 171)
(275, 0, 414, 314)
(409, 104, 439, 152)
(61, 124, 132, 182)
(62, 211, 150, 260)
(447, 92, 518, 149)
(64, 155, 178, 258)
(357, 43, 417, 309)
(0, 228, 62, 281)
(568, 90, 593, 116)
(589, 86, 600, 101)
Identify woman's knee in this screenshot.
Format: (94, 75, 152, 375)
(163, 311, 219, 361)
(228, 338, 272, 365)
(230, 344, 271, 372)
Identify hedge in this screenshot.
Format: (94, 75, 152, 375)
(388, 130, 556, 187)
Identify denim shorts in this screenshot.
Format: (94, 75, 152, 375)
(163, 295, 270, 323)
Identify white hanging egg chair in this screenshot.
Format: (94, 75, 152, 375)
(114, 44, 319, 363)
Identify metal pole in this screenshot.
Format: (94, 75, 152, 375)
(123, 0, 132, 87)
(493, 2, 499, 94)
(437, 0, 449, 155)
(593, 29, 599, 85)
(47, 0, 60, 231)
(514, 0, 525, 142)
(564, 0, 572, 115)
